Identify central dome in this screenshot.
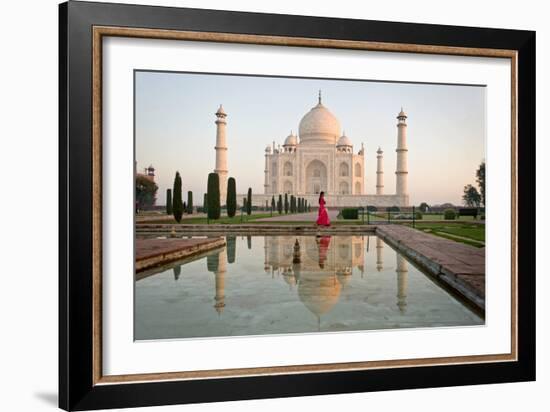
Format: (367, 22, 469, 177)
(298, 94, 341, 145)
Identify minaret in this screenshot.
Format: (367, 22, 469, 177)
(214, 248, 227, 316)
(264, 146, 271, 194)
(395, 108, 408, 197)
(214, 105, 228, 205)
(396, 254, 408, 313)
(376, 237, 384, 271)
(376, 147, 384, 195)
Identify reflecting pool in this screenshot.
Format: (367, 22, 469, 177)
(135, 235, 483, 340)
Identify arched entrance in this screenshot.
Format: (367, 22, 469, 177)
(305, 160, 327, 194)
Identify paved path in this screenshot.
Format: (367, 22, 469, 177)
(136, 237, 225, 272)
(377, 225, 485, 311)
(254, 210, 339, 222)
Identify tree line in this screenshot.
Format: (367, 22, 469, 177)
(463, 161, 485, 208)
(166, 171, 310, 222)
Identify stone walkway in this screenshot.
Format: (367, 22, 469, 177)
(254, 210, 339, 222)
(136, 237, 225, 272)
(377, 225, 485, 311)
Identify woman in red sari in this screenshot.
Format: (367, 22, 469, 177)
(316, 191, 331, 226)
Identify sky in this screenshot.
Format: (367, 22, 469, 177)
(135, 71, 485, 206)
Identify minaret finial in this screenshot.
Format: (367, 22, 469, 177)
(318, 89, 322, 104)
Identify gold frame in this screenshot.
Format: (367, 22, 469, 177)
(92, 26, 518, 385)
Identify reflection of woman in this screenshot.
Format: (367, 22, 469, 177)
(316, 235, 331, 268)
(316, 191, 331, 226)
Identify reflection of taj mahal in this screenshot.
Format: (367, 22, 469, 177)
(205, 236, 410, 327)
(214, 91, 410, 207)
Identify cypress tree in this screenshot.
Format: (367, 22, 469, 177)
(246, 188, 252, 215)
(226, 177, 237, 217)
(290, 195, 294, 213)
(284, 193, 289, 214)
(226, 236, 236, 263)
(278, 194, 283, 214)
(298, 197, 302, 213)
(166, 189, 172, 215)
(271, 195, 275, 211)
(187, 191, 193, 214)
(203, 193, 208, 214)
(207, 173, 221, 219)
(172, 172, 183, 223)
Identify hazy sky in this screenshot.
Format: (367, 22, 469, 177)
(135, 71, 485, 206)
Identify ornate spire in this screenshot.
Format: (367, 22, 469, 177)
(397, 107, 407, 120)
(215, 104, 227, 120)
(318, 89, 322, 105)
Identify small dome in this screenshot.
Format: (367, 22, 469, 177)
(336, 133, 352, 147)
(298, 93, 341, 145)
(377, 147, 383, 154)
(265, 145, 272, 153)
(284, 132, 298, 146)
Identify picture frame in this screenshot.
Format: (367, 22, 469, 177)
(59, 1, 536, 410)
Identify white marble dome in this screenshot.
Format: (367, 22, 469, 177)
(298, 96, 341, 145)
(284, 132, 298, 146)
(337, 133, 352, 147)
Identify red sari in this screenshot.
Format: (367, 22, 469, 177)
(316, 196, 331, 226)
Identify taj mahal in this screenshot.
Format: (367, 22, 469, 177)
(213, 91, 410, 208)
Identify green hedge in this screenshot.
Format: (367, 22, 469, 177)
(341, 208, 359, 219)
(444, 208, 456, 220)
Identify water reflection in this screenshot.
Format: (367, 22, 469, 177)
(173, 265, 181, 281)
(202, 235, 409, 324)
(206, 250, 227, 315)
(135, 234, 483, 340)
(226, 235, 236, 264)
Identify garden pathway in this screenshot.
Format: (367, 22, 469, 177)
(254, 210, 339, 222)
(377, 225, 485, 311)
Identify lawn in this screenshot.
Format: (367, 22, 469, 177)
(140, 212, 275, 225)
(404, 222, 485, 247)
(359, 212, 482, 222)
